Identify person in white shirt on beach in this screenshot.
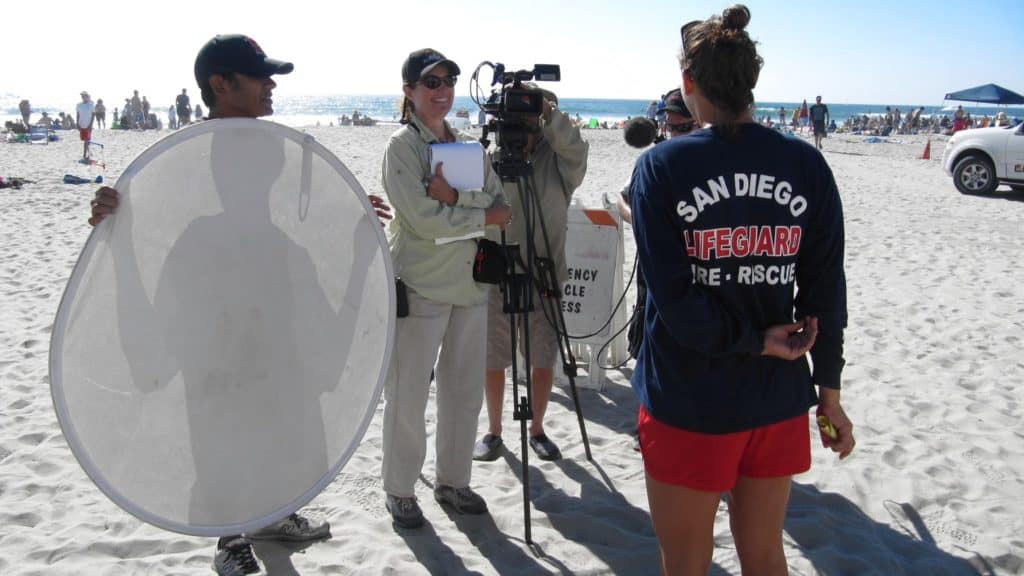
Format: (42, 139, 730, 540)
(75, 91, 95, 160)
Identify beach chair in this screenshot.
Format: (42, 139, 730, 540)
(27, 124, 52, 145)
(80, 141, 106, 169)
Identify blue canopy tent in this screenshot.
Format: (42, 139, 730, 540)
(944, 83, 1024, 105)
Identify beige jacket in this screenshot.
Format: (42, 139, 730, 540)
(382, 113, 505, 306)
(487, 106, 588, 286)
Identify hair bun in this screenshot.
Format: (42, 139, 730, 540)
(721, 4, 751, 30)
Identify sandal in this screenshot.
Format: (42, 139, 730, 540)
(472, 433, 503, 461)
(529, 434, 562, 461)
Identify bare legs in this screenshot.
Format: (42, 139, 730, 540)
(527, 367, 552, 437)
(644, 474, 719, 575)
(728, 475, 791, 576)
(644, 473, 792, 576)
(484, 369, 505, 437)
(484, 366, 554, 438)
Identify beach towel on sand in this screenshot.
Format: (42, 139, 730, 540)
(1, 176, 33, 189)
(63, 174, 103, 185)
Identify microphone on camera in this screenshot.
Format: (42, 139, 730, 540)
(624, 117, 659, 149)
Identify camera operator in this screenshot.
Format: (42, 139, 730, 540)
(461, 85, 589, 463)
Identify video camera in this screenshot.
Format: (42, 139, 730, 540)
(471, 62, 560, 180)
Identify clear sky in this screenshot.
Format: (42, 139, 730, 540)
(6, 0, 1023, 109)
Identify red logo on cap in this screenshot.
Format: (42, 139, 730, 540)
(244, 37, 266, 56)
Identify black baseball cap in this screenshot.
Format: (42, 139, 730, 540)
(402, 48, 460, 84)
(194, 34, 294, 86)
(658, 88, 691, 117)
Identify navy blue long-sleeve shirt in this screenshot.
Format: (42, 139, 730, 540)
(630, 124, 847, 434)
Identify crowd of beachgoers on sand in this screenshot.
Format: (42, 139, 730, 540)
(5, 89, 205, 138)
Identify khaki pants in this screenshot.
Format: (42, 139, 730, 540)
(382, 289, 486, 497)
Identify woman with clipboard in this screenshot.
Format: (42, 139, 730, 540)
(380, 48, 510, 529)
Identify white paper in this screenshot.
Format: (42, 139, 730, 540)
(429, 142, 484, 191)
(434, 230, 485, 245)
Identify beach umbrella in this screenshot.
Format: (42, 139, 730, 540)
(944, 83, 1024, 105)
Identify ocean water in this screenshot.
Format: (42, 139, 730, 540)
(3, 92, 1022, 128)
(267, 95, 659, 126)
(267, 96, 1024, 127)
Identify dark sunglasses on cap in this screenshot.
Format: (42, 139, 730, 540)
(667, 120, 697, 134)
(417, 75, 458, 90)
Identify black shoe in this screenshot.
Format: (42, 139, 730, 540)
(472, 433, 503, 461)
(245, 512, 330, 542)
(386, 494, 424, 528)
(434, 485, 488, 514)
(529, 433, 562, 461)
(212, 537, 259, 575)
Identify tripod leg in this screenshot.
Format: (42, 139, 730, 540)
(534, 257, 593, 461)
(545, 291, 593, 461)
(518, 169, 593, 463)
(519, 395, 531, 544)
(504, 271, 534, 544)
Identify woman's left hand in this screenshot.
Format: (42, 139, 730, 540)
(426, 162, 458, 206)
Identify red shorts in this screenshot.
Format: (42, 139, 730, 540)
(638, 406, 810, 492)
(79, 128, 92, 142)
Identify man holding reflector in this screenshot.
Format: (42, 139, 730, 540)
(85, 34, 391, 576)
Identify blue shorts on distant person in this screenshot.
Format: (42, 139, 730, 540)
(638, 405, 810, 492)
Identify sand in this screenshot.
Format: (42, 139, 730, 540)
(1, 124, 1022, 575)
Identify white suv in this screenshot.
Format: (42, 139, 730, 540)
(942, 122, 1024, 194)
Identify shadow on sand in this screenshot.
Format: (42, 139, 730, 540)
(959, 186, 1024, 202)
(786, 482, 993, 575)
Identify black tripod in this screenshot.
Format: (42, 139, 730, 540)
(497, 168, 592, 545)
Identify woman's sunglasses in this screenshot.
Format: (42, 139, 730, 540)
(417, 75, 458, 90)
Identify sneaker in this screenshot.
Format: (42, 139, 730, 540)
(434, 485, 488, 515)
(386, 494, 424, 528)
(212, 537, 259, 576)
(245, 513, 330, 542)
(472, 433, 504, 461)
(529, 433, 562, 461)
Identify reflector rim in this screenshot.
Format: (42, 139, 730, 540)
(48, 118, 395, 536)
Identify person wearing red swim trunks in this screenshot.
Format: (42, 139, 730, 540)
(75, 91, 95, 160)
(629, 5, 856, 575)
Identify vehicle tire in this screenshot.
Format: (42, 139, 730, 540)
(952, 154, 997, 195)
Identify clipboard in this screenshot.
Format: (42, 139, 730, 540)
(428, 142, 484, 191)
